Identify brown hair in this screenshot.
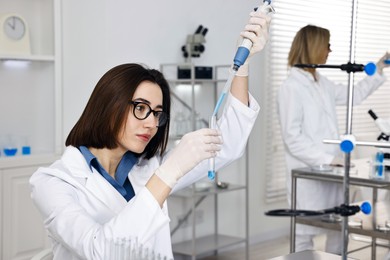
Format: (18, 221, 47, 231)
(288, 25, 330, 67)
(65, 63, 171, 159)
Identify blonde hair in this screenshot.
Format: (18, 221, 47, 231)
(288, 25, 330, 67)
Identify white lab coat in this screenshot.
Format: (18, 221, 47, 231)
(278, 67, 385, 235)
(30, 92, 259, 260)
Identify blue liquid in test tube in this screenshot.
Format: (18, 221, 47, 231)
(208, 115, 217, 180)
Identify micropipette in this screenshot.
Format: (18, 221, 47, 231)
(232, 0, 274, 71)
(207, 0, 274, 180)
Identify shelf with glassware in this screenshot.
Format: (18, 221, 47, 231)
(161, 63, 229, 138)
(0, 0, 62, 166)
(160, 63, 249, 260)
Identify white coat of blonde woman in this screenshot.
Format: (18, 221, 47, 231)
(277, 24, 389, 254)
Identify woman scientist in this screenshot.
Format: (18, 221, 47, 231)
(277, 24, 389, 254)
(29, 11, 272, 260)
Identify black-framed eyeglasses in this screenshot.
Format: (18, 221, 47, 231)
(130, 101, 169, 127)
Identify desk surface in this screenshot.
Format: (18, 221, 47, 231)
(296, 201, 390, 240)
(268, 250, 356, 260)
(292, 161, 390, 240)
(292, 159, 390, 190)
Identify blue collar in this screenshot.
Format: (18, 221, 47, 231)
(79, 146, 137, 200)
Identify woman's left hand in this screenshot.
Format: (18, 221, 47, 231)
(376, 52, 390, 75)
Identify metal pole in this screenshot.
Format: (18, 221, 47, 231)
(347, 0, 358, 134)
(245, 145, 249, 260)
(342, 0, 358, 258)
(290, 174, 297, 253)
(324, 139, 390, 149)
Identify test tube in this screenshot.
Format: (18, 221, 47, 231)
(208, 115, 217, 180)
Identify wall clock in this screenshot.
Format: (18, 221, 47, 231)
(0, 13, 31, 55)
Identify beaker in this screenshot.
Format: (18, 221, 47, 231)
(369, 152, 385, 180)
(2, 135, 18, 156)
(21, 135, 31, 155)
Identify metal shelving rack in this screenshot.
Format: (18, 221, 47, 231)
(160, 63, 249, 260)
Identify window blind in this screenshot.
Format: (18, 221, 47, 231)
(265, 0, 390, 203)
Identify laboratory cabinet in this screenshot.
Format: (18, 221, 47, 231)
(1, 155, 58, 260)
(160, 63, 249, 260)
(0, 0, 62, 259)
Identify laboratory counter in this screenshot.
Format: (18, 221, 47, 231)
(290, 158, 390, 259)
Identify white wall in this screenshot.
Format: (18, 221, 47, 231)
(61, 0, 289, 247)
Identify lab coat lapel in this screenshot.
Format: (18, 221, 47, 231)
(85, 171, 127, 213)
(313, 74, 339, 135)
(292, 68, 339, 136)
(62, 146, 127, 213)
(293, 68, 335, 121)
(293, 69, 324, 108)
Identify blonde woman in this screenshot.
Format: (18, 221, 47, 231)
(278, 24, 389, 254)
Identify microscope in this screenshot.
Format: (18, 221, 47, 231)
(178, 25, 212, 79)
(368, 109, 390, 170)
(181, 25, 208, 59)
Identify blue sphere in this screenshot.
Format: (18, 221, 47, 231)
(364, 62, 376, 76)
(340, 139, 354, 153)
(360, 201, 371, 215)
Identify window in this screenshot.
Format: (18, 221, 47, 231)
(265, 0, 390, 203)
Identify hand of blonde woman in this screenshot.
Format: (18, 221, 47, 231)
(376, 52, 390, 75)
